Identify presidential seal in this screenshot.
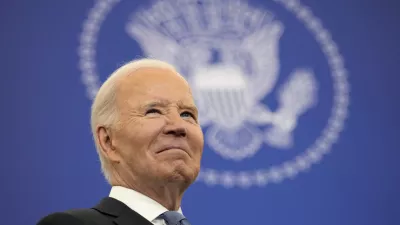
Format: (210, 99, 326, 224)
(78, 0, 350, 188)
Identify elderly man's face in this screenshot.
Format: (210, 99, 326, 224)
(112, 67, 204, 186)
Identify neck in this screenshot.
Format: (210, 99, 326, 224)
(110, 171, 188, 211)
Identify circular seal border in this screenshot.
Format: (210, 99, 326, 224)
(78, 0, 350, 188)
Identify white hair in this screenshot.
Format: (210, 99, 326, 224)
(90, 58, 178, 183)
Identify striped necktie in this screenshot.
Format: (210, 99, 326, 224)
(160, 211, 191, 225)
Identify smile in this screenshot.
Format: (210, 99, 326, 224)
(157, 146, 190, 156)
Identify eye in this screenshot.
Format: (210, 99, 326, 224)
(180, 111, 196, 119)
(145, 108, 162, 115)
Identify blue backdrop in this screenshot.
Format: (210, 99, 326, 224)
(2, 0, 399, 225)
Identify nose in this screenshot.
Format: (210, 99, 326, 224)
(163, 115, 187, 138)
(164, 125, 187, 137)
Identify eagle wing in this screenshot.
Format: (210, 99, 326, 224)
(240, 21, 284, 100)
(125, 23, 185, 75)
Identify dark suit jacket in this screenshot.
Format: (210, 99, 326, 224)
(37, 197, 154, 225)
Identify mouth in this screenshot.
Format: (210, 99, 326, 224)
(157, 146, 190, 156)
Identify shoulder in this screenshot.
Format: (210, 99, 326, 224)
(36, 208, 111, 225)
(36, 211, 84, 225)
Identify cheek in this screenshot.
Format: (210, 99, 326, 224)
(127, 119, 165, 149)
(118, 119, 165, 153)
(191, 127, 204, 157)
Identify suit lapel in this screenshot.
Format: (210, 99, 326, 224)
(93, 197, 153, 225)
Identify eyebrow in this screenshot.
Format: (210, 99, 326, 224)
(141, 100, 170, 109)
(140, 100, 198, 114)
(177, 101, 198, 115)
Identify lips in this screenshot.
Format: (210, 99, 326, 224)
(156, 144, 190, 156)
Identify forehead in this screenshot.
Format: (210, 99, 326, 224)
(117, 67, 194, 107)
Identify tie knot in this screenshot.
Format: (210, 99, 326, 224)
(160, 211, 189, 225)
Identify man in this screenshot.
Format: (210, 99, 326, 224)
(37, 58, 204, 225)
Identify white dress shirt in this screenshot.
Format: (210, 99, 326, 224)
(109, 186, 184, 225)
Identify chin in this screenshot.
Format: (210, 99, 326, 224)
(165, 162, 198, 185)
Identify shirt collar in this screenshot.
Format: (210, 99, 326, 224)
(109, 186, 183, 222)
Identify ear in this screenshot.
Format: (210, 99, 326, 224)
(96, 125, 121, 163)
